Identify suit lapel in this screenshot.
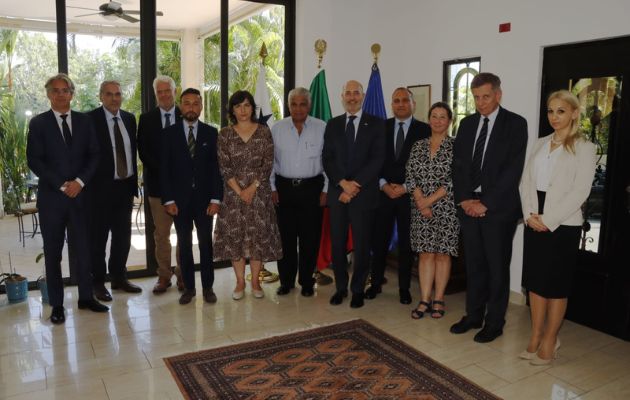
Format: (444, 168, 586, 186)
(483, 108, 504, 163)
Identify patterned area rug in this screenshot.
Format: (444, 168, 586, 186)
(165, 319, 500, 400)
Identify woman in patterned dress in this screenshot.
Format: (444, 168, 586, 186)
(405, 102, 459, 319)
(213, 90, 282, 300)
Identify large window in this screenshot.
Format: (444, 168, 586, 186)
(443, 57, 480, 135)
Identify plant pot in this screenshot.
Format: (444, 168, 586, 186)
(37, 276, 48, 304)
(5, 277, 28, 303)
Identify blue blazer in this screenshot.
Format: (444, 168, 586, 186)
(26, 109, 99, 208)
(322, 112, 386, 210)
(160, 121, 223, 208)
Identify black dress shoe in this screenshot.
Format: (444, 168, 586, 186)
(111, 279, 142, 293)
(474, 326, 503, 343)
(203, 288, 217, 304)
(350, 293, 365, 308)
(78, 299, 109, 313)
(364, 285, 381, 300)
(93, 284, 112, 302)
(276, 286, 293, 295)
(329, 290, 348, 305)
(50, 306, 65, 324)
(449, 316, 483, 334)
(399, 289, 412, 305)
(301, 287, 314, 297)
(179, 289, 196, 305)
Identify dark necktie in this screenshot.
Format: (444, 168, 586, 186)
(187, 125, 196, 158)
(60, 114, 72, 147)
(113, 116, 128, 179)
(471, 117, 489, 190)
(164, 113, 171, 128)
(395, 121, 404, 160)
(345, 115, 357, 171)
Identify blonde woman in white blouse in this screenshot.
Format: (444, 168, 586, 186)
(519, 90, 596, 365)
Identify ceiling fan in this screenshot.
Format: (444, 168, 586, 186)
(68, 1, 164, 23)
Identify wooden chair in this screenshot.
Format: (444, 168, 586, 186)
(16, 201, 39, 247)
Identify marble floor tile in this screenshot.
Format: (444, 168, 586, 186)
(493, 371, 584, 400)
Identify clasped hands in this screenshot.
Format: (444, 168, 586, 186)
(62, 180, 82, 198)
(238, 183, 257, 205)
(383, 183, 407, 199)
(413, 190, 433, 219)
(338, 179, 361, 204)
(460, 199, 488, 218)
(526, 214, 549, 232)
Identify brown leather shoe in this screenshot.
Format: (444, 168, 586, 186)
(152, 277, 172, 294)
(203, 288, 217, 304)
(179, 289, 196, 305)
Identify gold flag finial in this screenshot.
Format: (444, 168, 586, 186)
(259, 42, 268, 64)
(371, 43, 381, 64)
(314, 39, 327, 69)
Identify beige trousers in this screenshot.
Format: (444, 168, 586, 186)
(148, 196, 180, 279)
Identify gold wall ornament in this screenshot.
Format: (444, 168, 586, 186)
(259, 42, 268, 64)
(314, 39, 327, 69)
(371, 43, 381, 64)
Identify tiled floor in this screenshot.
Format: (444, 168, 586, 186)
(1, 265, 630, 400)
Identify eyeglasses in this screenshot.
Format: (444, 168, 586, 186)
(48, 88, 72, 95)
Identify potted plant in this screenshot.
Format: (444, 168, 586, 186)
(0, 252, 28, 303)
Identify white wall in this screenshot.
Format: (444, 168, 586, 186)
(295, 0, 630, 298)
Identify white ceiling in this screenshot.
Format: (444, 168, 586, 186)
(0, 0, 261, 32)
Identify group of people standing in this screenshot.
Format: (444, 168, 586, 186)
(27, 71, 596, 366)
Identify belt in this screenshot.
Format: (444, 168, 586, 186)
(276, 174, 322, 187)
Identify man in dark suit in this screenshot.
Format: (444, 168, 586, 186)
(137, 75, 184, 294)
(87, 80, 142, 301)
(161, 88, 223, 305)
(366, 87, 431, 304)
(450, 72, 528, 343)
(26, 73, 109, 324)
(322, 80, 386, 308)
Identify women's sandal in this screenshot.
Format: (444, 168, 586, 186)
(431, 300, 446, 319)
(411, 301, 432, 319)
(529, 339, 561, 365)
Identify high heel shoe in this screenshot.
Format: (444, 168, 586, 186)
(252, 289, 264, 299)
(232, 290, 245, 300)
(519, 349, 537, 360)
(529, 339, 561, 365)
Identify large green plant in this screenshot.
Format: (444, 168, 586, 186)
(0, 95, 28, 213)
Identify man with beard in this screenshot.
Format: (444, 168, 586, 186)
(322, 80, 385, 308)
(160, 88, 223, 305)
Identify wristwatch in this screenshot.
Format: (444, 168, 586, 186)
(254, 181, 260, 188)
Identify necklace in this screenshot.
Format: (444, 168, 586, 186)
(550, 134, 563, 145)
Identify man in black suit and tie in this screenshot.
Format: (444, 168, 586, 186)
(87, 80, 142, 302)
(27, 73, 109, 324)
(366, 87, 431, 304)
(161, 88, 223, 305)
(450, 72, 528, 343)
(137, 75, 184, 294)
(322, 80, 386, 308)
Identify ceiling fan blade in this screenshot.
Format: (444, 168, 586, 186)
(67, 6, 100, 12)
(118, 13, 140, 23)
(74, 12, 105, 18)
(121, 10, 164, 16)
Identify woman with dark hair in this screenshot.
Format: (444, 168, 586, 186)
(519, 90, 596, 365)
(213, 90, 282, 300)
(405, 102, 459, 319)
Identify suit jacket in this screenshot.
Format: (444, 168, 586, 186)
(26, 109, 99, 208)
(519, 136, 596, 232)
(381, 117, 431, 185)
(160, 121, 223, 209)
(322, 112, 386, 210)
(87, 106, 138, 197)
(137, 106, 182, 197)
(452, 106, 528, 221)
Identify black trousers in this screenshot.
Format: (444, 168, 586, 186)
(39, 193, 93, 307)
(370, 192, 412, 290)
(173, 190, 215, 291)
(460, 215, 517, 329)
(90, 179, 134, 284)
(275, 175, 324, 289)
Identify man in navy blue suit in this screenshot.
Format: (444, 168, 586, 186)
(87, 80, 142, 302)
(161, 88, 223, 305)
(27, 73, 109, 324)
(322, 80, 386, 309)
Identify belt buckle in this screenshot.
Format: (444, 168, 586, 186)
(291, 178, 302, 187)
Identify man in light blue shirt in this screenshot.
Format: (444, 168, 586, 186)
(271, 87, 327, 297)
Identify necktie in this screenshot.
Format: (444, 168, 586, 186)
(60, 114, 72, 147)
(164, 113, 171, 128)
(345, 115, 357, 171)
(471, 117, 489, 190)
(113, 116, 128, 179)
(395, 121, 404, 160)
(187, 125, 196, 158)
